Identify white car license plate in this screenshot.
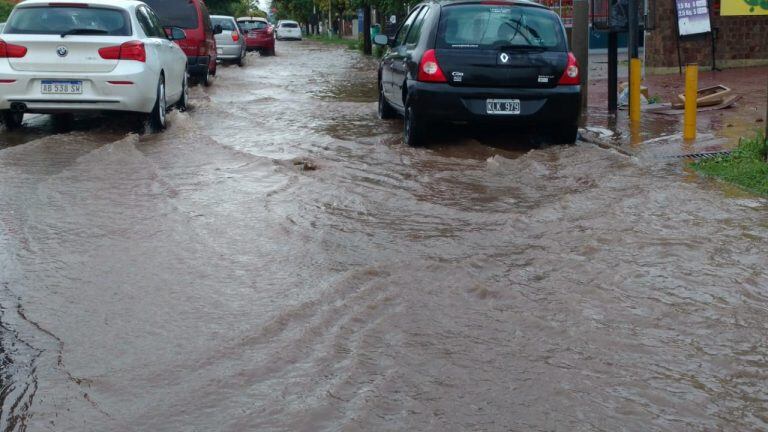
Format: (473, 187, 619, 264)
(486, 99, 520, 115)
(217, 48, 223, 54)
(41, 80, 83, 95)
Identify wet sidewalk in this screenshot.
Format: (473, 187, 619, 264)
(582, 64, 767, 159)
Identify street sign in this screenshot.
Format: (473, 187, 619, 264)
(674, 0, 711, 37)
(721, 0, 768, 15)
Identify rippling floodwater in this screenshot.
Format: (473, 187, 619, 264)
(1, 42, 768, 431)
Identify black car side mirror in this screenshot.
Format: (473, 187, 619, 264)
(166, 27, 186, 41)
(213, 24, 223, 35)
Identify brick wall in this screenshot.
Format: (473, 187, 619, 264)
(646, 0, 768, 71)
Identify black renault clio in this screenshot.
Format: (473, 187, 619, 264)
(375, 0, 581, 146)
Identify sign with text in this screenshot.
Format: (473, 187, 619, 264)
(721, 0, 768, 15)
(675, 0, 712, 36)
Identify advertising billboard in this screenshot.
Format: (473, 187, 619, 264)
(675, 0, 712, 36)
(721, 0, 768, 15)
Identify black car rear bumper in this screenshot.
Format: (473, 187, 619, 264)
(186, 55, 211, 76)
(407, 81, 581, 125)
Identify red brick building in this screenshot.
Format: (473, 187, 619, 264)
(645, 0, 768, 72)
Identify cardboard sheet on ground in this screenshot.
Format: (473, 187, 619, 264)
(638, 95, 742, 115)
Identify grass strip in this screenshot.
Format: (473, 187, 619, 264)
(691, 132, 768, 196)
(305, 34, 360, 50)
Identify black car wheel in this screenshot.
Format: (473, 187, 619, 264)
(237, 49, 246, 67)
(404, 104, 425, 147)
(550, 124, 579, 145)
(201, 67, 212, 87)
(1, 110, 24, 130)
(378, 85, 396, 120)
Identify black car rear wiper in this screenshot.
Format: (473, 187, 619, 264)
(60, 28, 109, 38)
(495, 44, 546, 51)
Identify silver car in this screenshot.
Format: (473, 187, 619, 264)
(211, 15, 246, 66)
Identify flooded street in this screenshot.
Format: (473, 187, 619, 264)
(2, 41, 768, 431)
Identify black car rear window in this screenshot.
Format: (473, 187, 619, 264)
(282, 22, 298, 28)
(143, 0, 198, 29)
(5, 6, 131, 35)
(437, 4, 566, 51)
(211, 17, 236, 31)
(238, 20, 268, 31)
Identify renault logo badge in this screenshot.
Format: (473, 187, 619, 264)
(499, 53, 510, 63)
(56, 46, 68, 57)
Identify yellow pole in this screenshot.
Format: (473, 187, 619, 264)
(630, 58, 641, 124)
(683, 63, 698, 140)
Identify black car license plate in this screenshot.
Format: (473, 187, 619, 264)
(486, 99, 521, 115)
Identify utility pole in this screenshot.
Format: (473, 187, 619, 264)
(328, 0, 332, 36)
(628, 0, 640, 111)
(363, 5, 372, 55)
(608, 31, 618, 114)
(571, 0, 589, 113)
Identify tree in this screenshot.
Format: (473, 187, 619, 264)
(205, 0, 256, 17)
(350, 0, 413, 54)
(1, 0, 15, 22)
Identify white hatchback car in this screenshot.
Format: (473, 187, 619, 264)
(0, 0, 188, 131)
(275, 20, 302, 41)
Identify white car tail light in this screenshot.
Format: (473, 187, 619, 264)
(98, 41, 146, 62)
(0, 39, 28, 58)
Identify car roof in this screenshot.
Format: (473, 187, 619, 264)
(237, 17, 269, 22)
(434, 0, 548, 9)
(15, 0, 146, 8)
(211, 15, 237, 20)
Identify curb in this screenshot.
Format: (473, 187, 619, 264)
(578, 128, 635, 157)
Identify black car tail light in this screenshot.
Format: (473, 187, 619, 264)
(417, 49, 447, 83)
(558, 52, 580, 85)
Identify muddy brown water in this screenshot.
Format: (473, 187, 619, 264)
(1, 42, 768, 431)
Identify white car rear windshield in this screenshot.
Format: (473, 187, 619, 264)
(437, 4, 566, 51)
(282, 23, 299, 28)
(5, 6, 131, 36)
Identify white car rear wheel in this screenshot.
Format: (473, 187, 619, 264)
(1, 111, 24, 130)
(149, 76, 167, 132)
(177, 73, 189, 112)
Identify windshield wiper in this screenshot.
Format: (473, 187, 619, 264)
(496, 44, 546, 51)
(60, 28, 109, 38)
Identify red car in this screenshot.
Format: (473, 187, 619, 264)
(144, 0, 222, 86)
(237, 17, 275, 56)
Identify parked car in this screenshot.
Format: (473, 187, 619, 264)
(275, 20, 302, 41)
(143, 0, 221, 86)
(374, 0, 581, 146)
(211, 15, 246, 66)
(237, 17, 275, 56)
(0, 0, 188, 131)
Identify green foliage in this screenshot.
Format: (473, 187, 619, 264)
(691, 133, 768, 196)
(273, 0, 315, 23)
(305, 34, 359, 50)
(205, 0, 257, 17)
(1, 0, 14, 22)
